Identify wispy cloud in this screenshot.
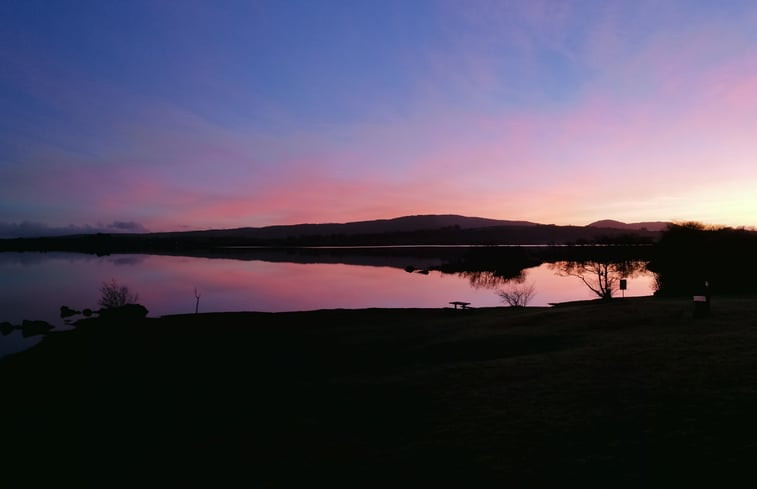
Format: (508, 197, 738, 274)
(4, 1, 757, 231)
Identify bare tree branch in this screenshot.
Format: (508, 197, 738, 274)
(498, 283, 536, 307)
(98, 279, 139, 309)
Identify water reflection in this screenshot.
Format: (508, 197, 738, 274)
(0, 251, 657, 357)
(455, 259, 654, 306)
(550, 260, 649, 300)
(458, 269, 526, 289)
(0, 331, 41, 359)
(0, 252, 658, 320)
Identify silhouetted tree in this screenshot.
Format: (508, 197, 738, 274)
(648, 222, 757, 296)
(98, 279, 139, 309)
(498, 282, 536, 307)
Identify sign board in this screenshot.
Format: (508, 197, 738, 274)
(619, 279, 627, 290)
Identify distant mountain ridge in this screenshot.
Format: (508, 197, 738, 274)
(182, 215, 668, 239)
(0, 214, 669, 252)
(0, 214, 677, 253)
(133, 214, 664, 246)
(587, 220, 671, 232)
(160, 214, 539, 240)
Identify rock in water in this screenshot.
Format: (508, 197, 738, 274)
(20, 320, 53, 337)
(60, 305, 81, 318)
(0, 322, 15, 336)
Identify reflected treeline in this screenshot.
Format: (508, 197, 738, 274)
(458, 270, 527, 289)
(446, 225, 757, 298)
(166, 246, 458, 270)
(0, 247, 458, 270)
(446, 223, 757, 299)
(439, 247, 543, 279)
(0, 251, 102, 267)
(441, 245, 655, 293)
(5, 223, 756, 298)
(0, 251, 150, 267)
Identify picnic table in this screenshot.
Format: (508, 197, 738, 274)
(449, 301, 471, 310)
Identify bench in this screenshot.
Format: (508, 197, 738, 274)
(449, 301, 471, 310)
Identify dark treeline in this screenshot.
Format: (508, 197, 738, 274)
(3, 222, 757, 298)
(0, 224, 658, 254)
(442, 224, 757, 298)
(648, 223, 757, 296)
(432, 224, 757, 299)
(438, 245, 655, 280)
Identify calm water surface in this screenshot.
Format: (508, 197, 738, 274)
(0, 252, 656, 357)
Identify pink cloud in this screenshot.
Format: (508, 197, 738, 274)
(10, 2, 757, 231)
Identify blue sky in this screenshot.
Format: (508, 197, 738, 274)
(3, 0, 757, 236)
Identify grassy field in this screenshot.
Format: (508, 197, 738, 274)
(4, 296, 757, 487)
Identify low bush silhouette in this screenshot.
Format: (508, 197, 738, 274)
(498, 283, 536, 307)
(98, 279, 139, 309)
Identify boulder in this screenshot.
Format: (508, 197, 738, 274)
(20, 320, 53, 337)
(0, 322, 15, 336)
(60, 306, 81, 318)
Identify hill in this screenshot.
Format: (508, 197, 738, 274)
(587, 219, 670, 231)
(0, 214, 664, 252)
(153, 214, 538, 240)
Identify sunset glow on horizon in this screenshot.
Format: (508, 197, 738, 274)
(3, 1, 757, 236)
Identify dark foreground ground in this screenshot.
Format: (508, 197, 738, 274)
(4, 297, 757, 487)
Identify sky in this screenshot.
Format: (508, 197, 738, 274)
(2, 0, 757, 236)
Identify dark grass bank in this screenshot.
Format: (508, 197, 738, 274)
(4, 297, 757, 487)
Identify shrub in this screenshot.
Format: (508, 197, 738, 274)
(98, 279, 139, 309)
(498, 282, 536, 307)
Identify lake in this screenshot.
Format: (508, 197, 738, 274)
(0, 251, 656, 357)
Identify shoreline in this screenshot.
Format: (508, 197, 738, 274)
(4, 296, 757, 485)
